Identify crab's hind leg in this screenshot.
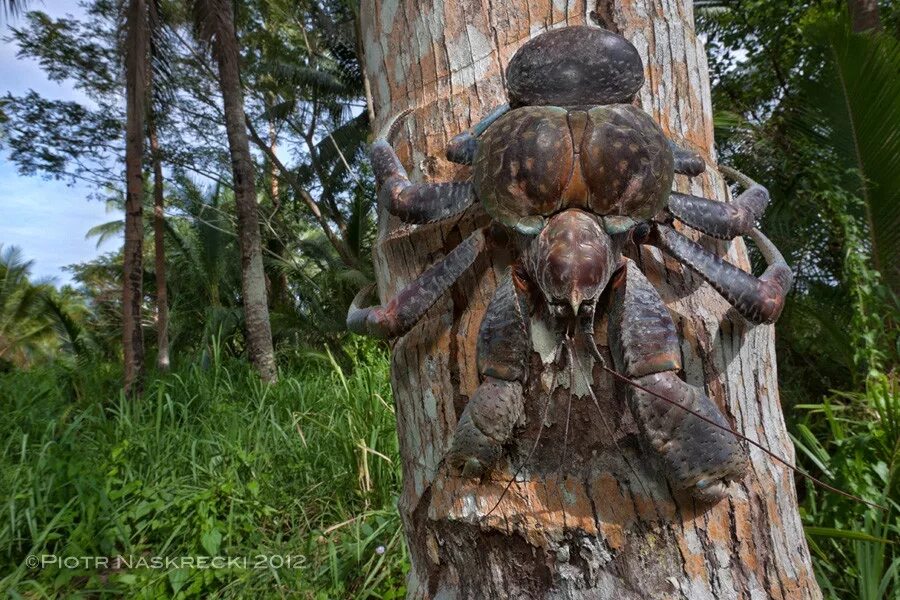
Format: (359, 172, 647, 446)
(347, 229, 486, 338)
(649, 223, 792, 324)
(667, 168, 770, 239)
(668, 140, 706, 176)
(371, 140, 476, 223)
(608, 260, 748, 502)
(447, 269, 530, 476)
(445, 103, 510, 165)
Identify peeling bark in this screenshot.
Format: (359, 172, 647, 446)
(361, 1, 821, 597)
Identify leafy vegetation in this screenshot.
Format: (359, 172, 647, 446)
(0, 0, 897, 597)
(700, 2, 899, 597)
(0, 343, 406, 598)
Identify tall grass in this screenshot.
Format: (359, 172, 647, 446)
(0, 341, 406, 598)
(794, 374, 900, 599)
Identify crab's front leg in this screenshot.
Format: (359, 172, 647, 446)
(347, 229, 486, 339)
(607, 259, 748, 502)
(372, 140, 476, 223)
(649, 224, 792, 324)
(447, 269, 530, 476)
(667, 167, 770, 239)
(445, 103, 510, 165)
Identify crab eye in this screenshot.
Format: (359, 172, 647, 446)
(632, 221, 651, 244)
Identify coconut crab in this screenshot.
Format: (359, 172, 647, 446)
(347, 25, 792, 502)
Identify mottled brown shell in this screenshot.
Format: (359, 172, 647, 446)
(506, 26, 644, 107)
(581, 105, 675, 219)
(473, 106, 572, 233)
(474, 105, 674, 232)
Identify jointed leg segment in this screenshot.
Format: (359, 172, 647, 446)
(608, 260, 748, 501)
(347, 229, 486, 338)
(649, 224, 792, 324)
(371, 141, 476, 223)
(447, 270, 529, 476)
(668, 140, 706, 176)
(655, 166, 791, 324)
(445, 103, 510, 165)
(668, 183, 769, 239)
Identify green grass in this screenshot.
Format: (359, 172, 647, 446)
(793, 374, 900, 599)
(1, 337, 897, 599)
(0, 342, 407, 599)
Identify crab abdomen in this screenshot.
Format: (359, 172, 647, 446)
(474, 105, 674, 231)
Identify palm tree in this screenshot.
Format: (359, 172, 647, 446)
(0, 246, 51, 368)
(148, 105, 169, 371)
(0, 0, 27, 20)
(122, 0, 149, 396)
(789, 17, 900, 295)
(192, 0, 276, 382)
(847, 0, 881, 32)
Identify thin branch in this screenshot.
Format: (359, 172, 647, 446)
(245, 116, 359, 268)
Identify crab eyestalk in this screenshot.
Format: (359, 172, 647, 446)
(529, 209, 618, 319)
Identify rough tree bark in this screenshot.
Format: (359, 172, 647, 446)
(847, 0, 881, 33)
(361, 1, 822, 598)
(122, 0, 147, 396)
(206, 0, 277, 382)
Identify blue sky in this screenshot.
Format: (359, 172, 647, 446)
(0, 1, 123, 285)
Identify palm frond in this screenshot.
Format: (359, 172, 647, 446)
(85, 219, 126, 249)
(795, 17, 900, 293)
(1, 0, 30, 20)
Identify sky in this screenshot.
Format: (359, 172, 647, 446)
(0, 1, 123, 286)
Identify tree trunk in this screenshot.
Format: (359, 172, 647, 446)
(848, 0, 881, 33)
(360, 1, 821, 598)
(149, 115, 170, 372)
(122, 0, 147, 396)
(209, 3, 277, 382)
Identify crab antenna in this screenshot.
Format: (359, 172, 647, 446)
(594, 356, 887, 512)
(485, 344, 562, 518)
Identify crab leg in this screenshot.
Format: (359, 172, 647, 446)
(371, 141, 476, 224)
(347, 229, 486, 339)
(668, 184, 769, 240)
(649, 224, 793, 324)
(445, 103, 510, 165)
(607, 260, 748, 501)
(447, 270, 529, 476)
(668, 140, 706, 177)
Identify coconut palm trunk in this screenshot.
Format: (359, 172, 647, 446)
(202, 1, 276, 382)
(848, 0, 881, 32)
(360, 1, 822, 597)
(122, 0, 147, 396)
